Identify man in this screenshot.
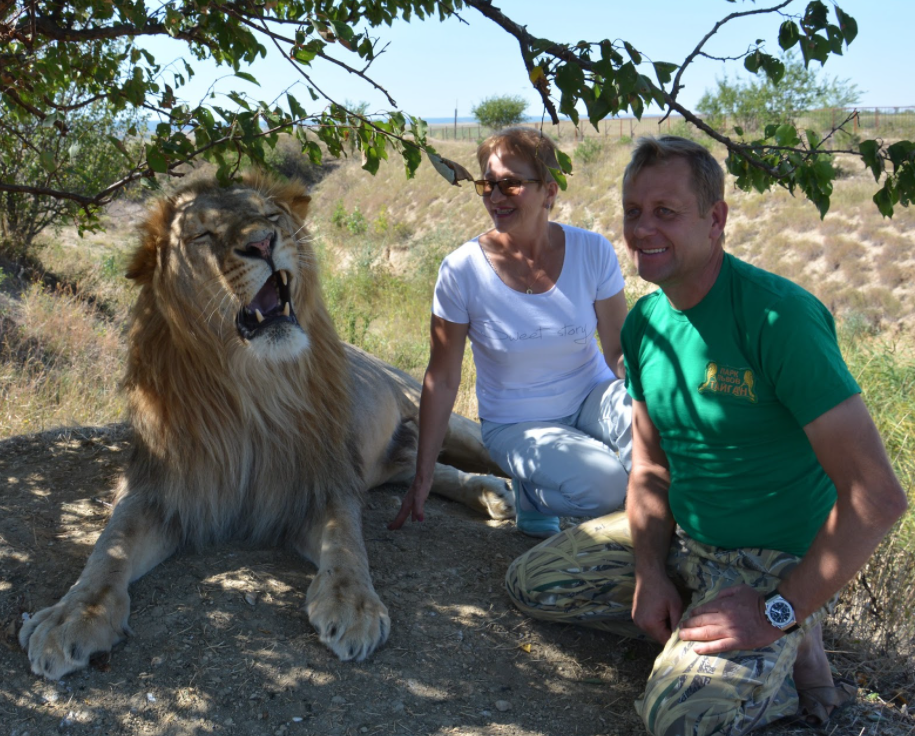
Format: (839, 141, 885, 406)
(504, 136, 907, 735)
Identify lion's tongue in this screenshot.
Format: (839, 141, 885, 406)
(249, 278, 280, 315)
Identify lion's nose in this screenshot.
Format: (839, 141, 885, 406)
(243, 234, 274, 260)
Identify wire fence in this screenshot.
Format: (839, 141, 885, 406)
(426, 107, 915, 144)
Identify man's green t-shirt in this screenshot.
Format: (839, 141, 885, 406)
(621, 254, 860, 557)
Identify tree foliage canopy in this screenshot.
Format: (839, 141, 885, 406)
(698, 51, 860, 132)
(471, 94, 528, 130)
(1, 0, 912, 222)
(0, 90, 137, 253)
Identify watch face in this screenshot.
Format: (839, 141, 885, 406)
(768, 600, 793, 626)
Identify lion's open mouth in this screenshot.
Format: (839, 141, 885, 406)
(236, 269, 299, 340)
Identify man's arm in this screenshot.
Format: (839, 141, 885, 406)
(778, 394, 907, 620)
(628, 399, 683, 644)
(681, 394, 908, 654)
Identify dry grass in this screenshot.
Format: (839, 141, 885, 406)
(0, 282, 126, 437)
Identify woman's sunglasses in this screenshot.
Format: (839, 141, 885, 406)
(473, 178, 541, 197)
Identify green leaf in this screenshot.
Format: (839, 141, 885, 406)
(778, 21, 801, 50)
(235, 71, 259, 86)
(873, 184, 895, 218)
(629, 95, 644, 121)
(108, 135, 132, 160)
(761, 56, 785, 85)
(547, 166, 568, 191)
(803, 1, 829, 31)
(294, 46, 318, 64)
(287, 93, 307, 120)
(39, 150, 56, 173)
(362, 145, 381, 175)
(774, 124, 801, 147)
(744, 51, 762, 74)
(556, 149, 573, 175)
(623, 41, 642, 65)
(652, 61, 678, 86)
(734, 126, 744, 137)
(146, 145, 169, 174)
(801, 34, 831, 66)
(886, 140, 915, 168)
(305, 141, 323, 166)
(835, 7, 858, 44)
(859, 139, 884, 181)
(402, 143, 422, 178)
(806, 129, 821, 149)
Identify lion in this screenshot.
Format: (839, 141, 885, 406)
(19, 172, 513, 680)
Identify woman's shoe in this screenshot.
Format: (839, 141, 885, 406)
(513, 479, 561, 539)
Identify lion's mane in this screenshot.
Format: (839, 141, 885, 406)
(120, 172, 361, 548)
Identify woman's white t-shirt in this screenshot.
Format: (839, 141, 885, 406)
(432, 223, 625, 423)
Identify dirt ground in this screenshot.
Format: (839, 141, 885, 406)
(1, 426, 912, 736)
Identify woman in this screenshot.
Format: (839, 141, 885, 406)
(389, 126, 631, 538)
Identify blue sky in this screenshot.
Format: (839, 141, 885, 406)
(146, 1, 914, 120)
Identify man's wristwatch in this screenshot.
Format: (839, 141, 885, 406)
(763, 590, 800, 634)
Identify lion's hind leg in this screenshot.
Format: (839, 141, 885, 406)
(427, 463, 514, 520)
(377, 415, 514, 520)
(19, 494, 179, 679)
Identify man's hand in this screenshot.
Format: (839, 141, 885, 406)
(679, 585, 782, 654)
(388, 479, 430, 530)
(632, 573, 684, 645)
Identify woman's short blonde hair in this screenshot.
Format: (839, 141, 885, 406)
(476, 126, 560, 184)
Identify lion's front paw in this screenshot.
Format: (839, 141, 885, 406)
(305, 571, 390, 662)
(473, 476, 515, 520)
(19, 587, 130, 680)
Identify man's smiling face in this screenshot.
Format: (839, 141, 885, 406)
(622, 157, 727, 308)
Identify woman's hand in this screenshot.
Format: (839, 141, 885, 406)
(388, 477, 432, 529)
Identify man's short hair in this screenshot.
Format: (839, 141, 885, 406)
(476, 126, 560, 184)
(624, 136, 724, 215)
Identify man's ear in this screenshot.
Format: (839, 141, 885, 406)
(709, 200, 728, 242)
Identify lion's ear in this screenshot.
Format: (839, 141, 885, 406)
(287, 193, 311, 221)
(128, 196, 175, 283)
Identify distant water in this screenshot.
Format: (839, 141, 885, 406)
(421, 116, 559, 125)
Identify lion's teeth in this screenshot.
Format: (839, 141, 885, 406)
(282, 302, 290, 317)
(255, 309, 265, 324)
(280, 271, 287, 286)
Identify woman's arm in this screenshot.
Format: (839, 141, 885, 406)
(595, 290, 628, 379)
(388, 315, 469, 529)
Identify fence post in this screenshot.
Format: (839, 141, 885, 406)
(875, 107, 879, 131)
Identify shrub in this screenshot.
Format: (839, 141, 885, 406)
(471, 95, 528, 131)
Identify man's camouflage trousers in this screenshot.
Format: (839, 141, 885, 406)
(505, 511, 829, 736)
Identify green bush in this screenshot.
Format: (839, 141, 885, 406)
(471, 95, 529, 131)
(574, 137, 604, 166)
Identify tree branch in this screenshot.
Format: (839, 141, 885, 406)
(669, 1, 793, 102)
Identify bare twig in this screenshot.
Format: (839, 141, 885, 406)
(669, 1, 794, 103)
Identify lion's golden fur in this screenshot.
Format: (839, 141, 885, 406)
(119, 172, 366, 547)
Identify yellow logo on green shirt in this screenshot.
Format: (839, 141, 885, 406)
(698, 362, 758, 403)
